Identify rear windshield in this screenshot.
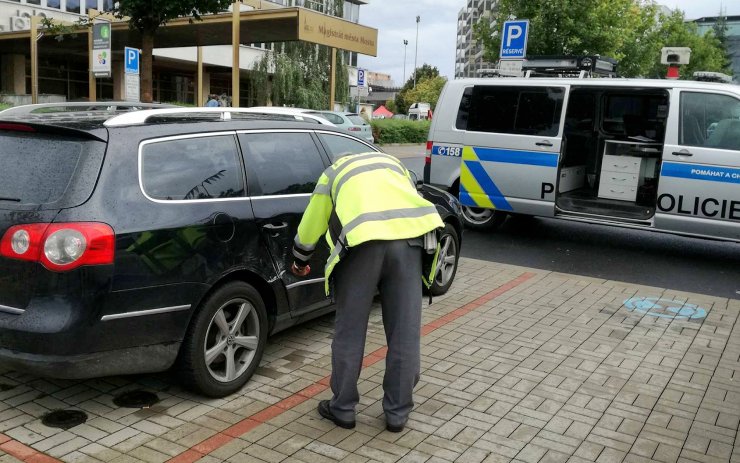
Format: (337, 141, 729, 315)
(0, 131, 105, 208)
(347, 115, 368, 125)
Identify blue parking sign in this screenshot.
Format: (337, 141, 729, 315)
(500, 20, 530, 60)
(357, 68, 365, 88)
(124, 47, 140, 74)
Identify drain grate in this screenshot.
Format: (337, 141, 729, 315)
(113, 389, 160, 409)
(42, 410, 88, 430)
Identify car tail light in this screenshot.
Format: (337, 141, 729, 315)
(0, 222, 114, 271)
(0, 123, 35, 132)
(348, 127, 361, 131)
(425, 140, 433, 165)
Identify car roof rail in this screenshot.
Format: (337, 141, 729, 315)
(103, 107, 333, 127)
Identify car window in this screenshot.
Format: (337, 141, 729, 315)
(681, 92, 740, 151)
(346, 114, 367, 126)
(240, 132, 325, 196)
(141, 135, 244, 201)
(318, 133, 377, 161)
(460, 85, 564, 137)
(319, 112, 344, 125)
(0, 131, 105, 208)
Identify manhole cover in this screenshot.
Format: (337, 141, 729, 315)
(42, 410, 87, 430)
(113, 390, 159, 408)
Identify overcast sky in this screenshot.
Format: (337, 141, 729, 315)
(357, 0, 740, 86)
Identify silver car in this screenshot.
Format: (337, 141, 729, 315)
(308, 111, 375, 143)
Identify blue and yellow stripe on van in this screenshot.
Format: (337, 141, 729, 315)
(458, 146, 558, 211)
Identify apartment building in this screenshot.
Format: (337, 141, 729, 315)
(455, 0, 497, 78)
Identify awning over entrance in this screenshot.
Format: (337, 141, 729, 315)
(0, 7, 377, 56)
(0, 5, 378, 107)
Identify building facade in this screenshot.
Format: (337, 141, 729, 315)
(455, 0, 497, 78)
(0, 0, 367, 105)
(691, 15, 740, 83)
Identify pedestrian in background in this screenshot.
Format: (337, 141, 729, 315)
(291, 152, 443, 432)
(205, 94, 219, 107)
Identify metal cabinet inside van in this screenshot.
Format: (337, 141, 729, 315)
(425, 78, 740, 242)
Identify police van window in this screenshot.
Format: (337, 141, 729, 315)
(603, 93, 668, 141)
(455, 87, 473, 129)
(141, 135, 245, 201)
(461, 86, 564, 136)
(239, 132, 325, 196)
(681, 92, 740, 151)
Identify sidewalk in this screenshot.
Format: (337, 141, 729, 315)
(381, 144, 426, 159)
(0, 258, 738, 463)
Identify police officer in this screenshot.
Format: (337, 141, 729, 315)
(291, 152, 443, 432)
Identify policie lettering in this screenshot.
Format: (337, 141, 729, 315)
(541, 182, 554, 199)
(657, 194, 740, 221)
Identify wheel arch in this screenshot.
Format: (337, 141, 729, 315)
(190, 269, 280, 334)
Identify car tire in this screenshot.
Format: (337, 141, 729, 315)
(430, 223, 460, 296)
(461, 206, 507, 230)
(178, 281, 267, 397)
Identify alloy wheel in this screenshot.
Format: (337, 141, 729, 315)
(204, 298, 260, 383)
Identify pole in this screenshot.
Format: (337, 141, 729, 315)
(329, 47, 336, 110)
(403, 39, 408, 84)
(31, 16, 39, 104)
(232, 2, 240, 107)
(413, 16, 420, 88)
(197, 46, 204, 106)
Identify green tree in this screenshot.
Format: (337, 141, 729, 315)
(113, 0, 233, 102)
(394, 64, 440, 114)
(404, 76, 447, 111)
(647, 10, 731, 78)
(251, 42, 349, 109)
(249, 1, 348, 109)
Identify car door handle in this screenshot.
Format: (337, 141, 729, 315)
(262, 222, 288, 231)
(535, 141, 553, 147)
(672, 150, 693, 156)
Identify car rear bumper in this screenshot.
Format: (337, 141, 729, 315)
(0, 342, 181, 379)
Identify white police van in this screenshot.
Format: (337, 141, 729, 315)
(424, 77, 740, 242)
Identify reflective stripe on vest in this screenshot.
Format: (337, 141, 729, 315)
(324, 205, 439, 272)
(332, 161, 410, 199)
(325, 152, 397, 186)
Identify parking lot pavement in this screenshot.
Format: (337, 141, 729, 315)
(1, 258, 739, 463)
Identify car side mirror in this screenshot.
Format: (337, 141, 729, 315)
(409, 170, 423, 189)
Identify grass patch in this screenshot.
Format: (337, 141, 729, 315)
(371, 119, 431, 144)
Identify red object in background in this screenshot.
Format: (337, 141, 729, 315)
(666, 65, 680, 79)
(427, 109, 433, 120)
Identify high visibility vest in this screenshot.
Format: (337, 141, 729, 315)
(293, 152, 444, 294)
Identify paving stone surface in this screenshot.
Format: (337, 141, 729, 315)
(0, 258, 738, 463)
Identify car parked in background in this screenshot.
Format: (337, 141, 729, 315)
(306, 110, 375, 143)
(0, 106, 462, 397)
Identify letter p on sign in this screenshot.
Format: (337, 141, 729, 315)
(500, 19, 529, 60)
(124, 47, 140, 75)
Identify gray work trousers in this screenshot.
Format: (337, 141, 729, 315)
(329, 239, 422, 427)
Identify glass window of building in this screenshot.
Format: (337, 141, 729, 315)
(66, 0, 80, 13)
(47, 0, 61, 9)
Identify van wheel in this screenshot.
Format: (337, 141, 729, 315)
(178, 282, 267, 397)
(461, 206, 506, 230)
(431, 223, 459, 296)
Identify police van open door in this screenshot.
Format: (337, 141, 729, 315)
(655, 89, 740, 241)
(455, 84, 567, 226)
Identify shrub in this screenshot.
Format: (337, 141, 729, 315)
(371, 119, 430, 144)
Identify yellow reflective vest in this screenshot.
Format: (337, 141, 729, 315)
(292, 152, 444, 294)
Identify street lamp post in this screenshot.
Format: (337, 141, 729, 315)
(403, 39, 408, 84)
(413, 16, 420, 88)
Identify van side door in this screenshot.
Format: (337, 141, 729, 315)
(459, 84, 567, 217)
(656, 90, 740, 241)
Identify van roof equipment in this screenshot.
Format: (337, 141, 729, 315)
(692, 71, 733, 84)
(520, 55, 618, 78)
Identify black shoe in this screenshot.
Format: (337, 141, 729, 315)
(386, 421, 406, 433)
(318, 400, 355, 429)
